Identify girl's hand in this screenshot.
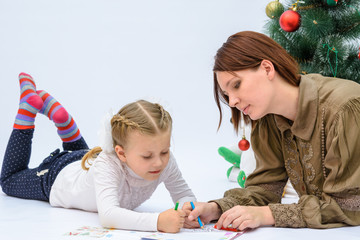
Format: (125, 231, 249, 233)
(182, 202, 222, 228)
(157, 209, 186, 233)
(216, 206, 275, 231)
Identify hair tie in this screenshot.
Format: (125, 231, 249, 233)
(98, 109, 116, 153)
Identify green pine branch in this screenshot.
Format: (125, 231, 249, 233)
(263, 0, 360, 82)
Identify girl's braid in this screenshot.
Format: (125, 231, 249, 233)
(111, 114, 140, 130)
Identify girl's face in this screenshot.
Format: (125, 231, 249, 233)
(115, 130, 171, 181)
(216, 61, 275, 120)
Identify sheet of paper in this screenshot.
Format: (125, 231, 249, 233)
(63, 226, 143, 240)
(63, 224, 246, 240)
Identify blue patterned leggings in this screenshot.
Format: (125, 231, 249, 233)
(0, 129, 89, 201)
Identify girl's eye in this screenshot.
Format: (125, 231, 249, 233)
(161, 151, 169, 155)
(143, 155, 152, 159)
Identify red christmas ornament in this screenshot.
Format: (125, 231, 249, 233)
(279, 10, 301, 32)
(358, 46, 360, 60)
(238, 137, 250, 151)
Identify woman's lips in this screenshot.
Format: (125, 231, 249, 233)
(242, 105, 249, 115)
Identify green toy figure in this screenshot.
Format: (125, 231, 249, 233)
(218, 114, 255, 187)
(219, 117, 253, 188)
(218, 146, 246, 187)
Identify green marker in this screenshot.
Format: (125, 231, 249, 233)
(174, 202, 179, 210)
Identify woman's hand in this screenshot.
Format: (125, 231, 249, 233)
(182, 202, 222, 228)
(157, 208, 186, 233)
(216, 206, 275, 231)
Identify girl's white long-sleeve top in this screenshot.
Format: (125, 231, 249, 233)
(49, 151, 196, 231)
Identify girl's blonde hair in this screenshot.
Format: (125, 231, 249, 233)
(81, 100, 172, 170)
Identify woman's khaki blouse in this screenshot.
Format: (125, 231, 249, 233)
(213, 74, 360, 228)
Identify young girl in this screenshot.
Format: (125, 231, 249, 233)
(0, 73, 196, 233)
(184, 31, 360, 230)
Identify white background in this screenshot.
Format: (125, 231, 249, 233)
(1, 1, 360, 239)
(0, 0, 270, 203)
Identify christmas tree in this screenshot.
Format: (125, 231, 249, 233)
(264, 0, 360, 83)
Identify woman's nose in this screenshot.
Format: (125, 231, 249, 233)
(229, 95, 239, 108)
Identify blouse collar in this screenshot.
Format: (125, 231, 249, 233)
(274, 75, 318, 141)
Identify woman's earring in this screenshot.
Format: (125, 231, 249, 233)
(238, 112, 250, 151)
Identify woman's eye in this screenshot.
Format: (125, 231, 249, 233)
(234, 81, 240, 89)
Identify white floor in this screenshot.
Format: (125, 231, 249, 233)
(1, 182, 360, 240)
(1, 154, 359, 240)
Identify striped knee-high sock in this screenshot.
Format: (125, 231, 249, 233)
(37, 90, 81, 142)
(14, 73, 43, 129)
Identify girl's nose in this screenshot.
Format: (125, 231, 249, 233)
(153, 156, 163, 167)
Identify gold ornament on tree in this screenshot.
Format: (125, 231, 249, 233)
(266, 0, 285, 19)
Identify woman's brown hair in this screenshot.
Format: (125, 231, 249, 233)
(81, 100, 172, 170)
(213, 31, 301, 133)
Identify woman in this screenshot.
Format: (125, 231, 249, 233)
(184, 31, 360, 230)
